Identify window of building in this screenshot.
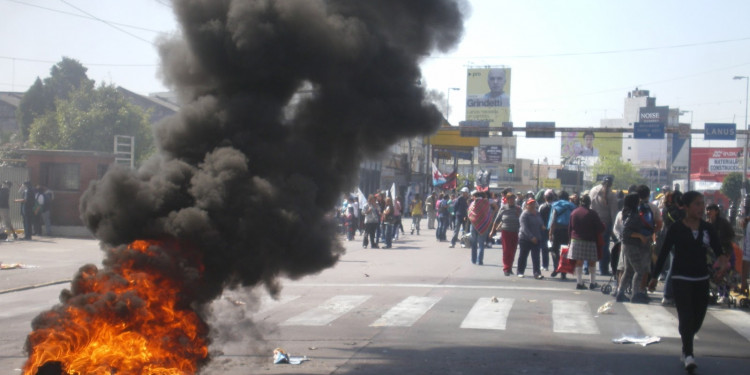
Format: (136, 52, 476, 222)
(41, 163, 80, 191)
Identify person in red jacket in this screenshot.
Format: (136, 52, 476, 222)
(567, 194, 604, 290)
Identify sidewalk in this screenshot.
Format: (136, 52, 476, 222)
(0, 237, 102, 293)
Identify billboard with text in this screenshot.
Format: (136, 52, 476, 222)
(560, 131, 622, 165)
(690, 147, 745, 182)
(466, 67, 511, 127)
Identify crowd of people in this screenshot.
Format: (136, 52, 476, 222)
(339, 177, 749, 371)
(0, 180, 54, 241)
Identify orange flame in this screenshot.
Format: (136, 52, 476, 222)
(23, 239, 209, 375)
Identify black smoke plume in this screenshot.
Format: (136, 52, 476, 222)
(26, 0, 465, 371)
(82, 0, 465, 299)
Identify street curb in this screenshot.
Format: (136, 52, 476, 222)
(0, 279, 72, 295)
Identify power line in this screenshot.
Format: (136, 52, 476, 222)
(0, 55, 157, 67)
(3, 0, 164, 33)
(428, 36, 750, 60)
(58, 0, 155, 45)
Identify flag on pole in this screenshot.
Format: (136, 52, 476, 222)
(357, 188, 367, 208)
(390, 183, 397, 201)
(432, 162, 446, 186)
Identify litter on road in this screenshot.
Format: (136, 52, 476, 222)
(611, 336, 661, 346)
(597, 301, 615, 315)
(273, 348, 309, 365)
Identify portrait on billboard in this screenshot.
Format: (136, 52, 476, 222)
(561, 131, 622, 165)
(466, 67, 511, 127)
(478, 145, 502, 163)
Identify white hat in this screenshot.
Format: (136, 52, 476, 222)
(460, 187, 469, 193)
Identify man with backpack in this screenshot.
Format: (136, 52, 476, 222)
(548, 191, 577, 279)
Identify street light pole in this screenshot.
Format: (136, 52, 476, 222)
(734, 76, 749, 190)
(680, 110, 693, 191)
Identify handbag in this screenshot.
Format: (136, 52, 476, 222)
(556, 245, 575, 274)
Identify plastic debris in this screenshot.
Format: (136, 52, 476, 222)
(1, 263, 34, 270)
(612, 336, 661, 346)
(597, 301, 615, 315)
(273, 348, 309, 365)
(490, 296, 499, 303)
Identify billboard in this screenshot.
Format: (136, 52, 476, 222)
(560, 131, 622, 165)
(690, 147, 745, 182)
(466, 67, 511, 127)
(478, 145, 502, 163)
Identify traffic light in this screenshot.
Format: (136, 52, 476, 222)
(507, 164, 515, 174)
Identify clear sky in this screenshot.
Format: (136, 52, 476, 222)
(2, 0, 750, 162)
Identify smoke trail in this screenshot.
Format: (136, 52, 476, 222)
(79, 0, 466, 300)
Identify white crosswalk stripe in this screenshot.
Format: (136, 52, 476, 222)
(281, 295, 370, 326)
(624, 303, 680, 338)
(552, 300, 599, 334)
(260, 292, 750, 341)
(460, 297, 514, 330)
(370, 296, 441, 327)
(709, 309, 750, 342)
(256, 294, 300, 315)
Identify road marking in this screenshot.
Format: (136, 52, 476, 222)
(256, 294, 300, 315)
(624, 304, 680, 338)
(281, 295, 370, 326)
(552, 300, 599, 334)
(460, 297, 514, 330)
(709, 309, 750, 342)
(370, 296, 441, 327)
(294, 282, 589, 293)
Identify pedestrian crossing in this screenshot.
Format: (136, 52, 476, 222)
(254, 293, 750, 342)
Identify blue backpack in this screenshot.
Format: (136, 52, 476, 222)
(638, 202, 655, 236)
(553, 204, 572, 226)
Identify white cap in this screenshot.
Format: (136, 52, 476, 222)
(460, 187, 469, 193)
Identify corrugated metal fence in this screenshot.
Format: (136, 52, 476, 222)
(0, 166, 29, 232)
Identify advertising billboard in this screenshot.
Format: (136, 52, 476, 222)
(478, 145, 502, 163)
(466, 67, 511, 127)
(690, 147, 745, 182)
(560, 131, 622, 165)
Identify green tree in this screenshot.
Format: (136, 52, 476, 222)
(590, 155, 647, 191)
(721, 172, 743, 204)
(16, 78, 50, 141)
(28, 83, 154, 165)
(16, 57, 92, 141)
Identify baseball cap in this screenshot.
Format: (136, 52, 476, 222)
(460, 187, 469, 193)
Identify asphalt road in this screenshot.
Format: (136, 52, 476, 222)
(1, 229, 749, 375)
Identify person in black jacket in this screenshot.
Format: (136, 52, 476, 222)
(649, 191, 729, 372)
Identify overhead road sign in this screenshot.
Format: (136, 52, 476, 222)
(633, 122, 665, 139)
(704, 123, 736, 141)
(526, 122, 555, 138)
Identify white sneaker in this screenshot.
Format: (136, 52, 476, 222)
(518, 274, 524, 278)
(684, 355, 697, 371)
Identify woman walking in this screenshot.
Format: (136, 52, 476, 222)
(362, 195, 380, 249)
(493, 193, 521, 276)
(649, 191, 728, 372)
(616, 193, 651, 303)
(381, 197, 395, 248)
(518, 199, 545, 279)
(567, 194, 604, 290)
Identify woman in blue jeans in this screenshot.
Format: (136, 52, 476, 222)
(381, 197, 395, 249)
